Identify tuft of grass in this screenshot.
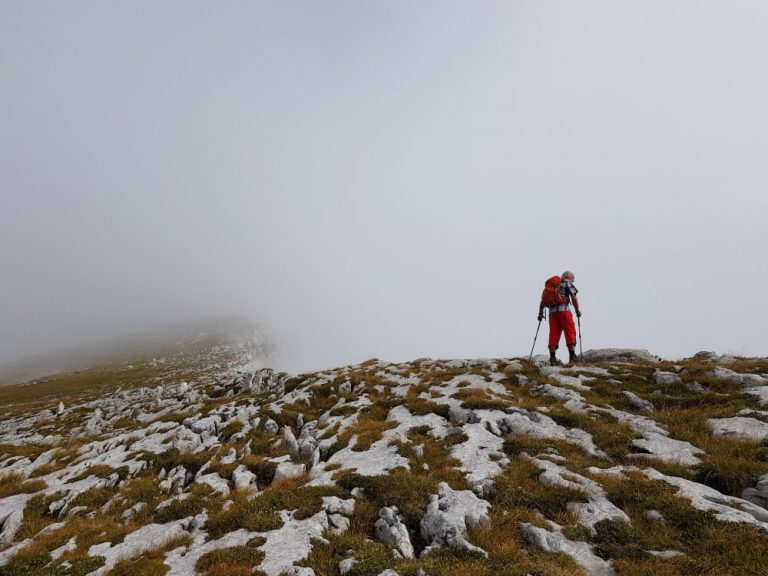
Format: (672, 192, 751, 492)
(219, 420, 244, 441)
(336, 469, 438, 536)
(107, 558, 168, 576)
(451, 388, 511, 411)
(240, 455, 278, 488)
(0, 554, 106, 576)
(0, 474, 46, 498)
(105, 534, 192, 576)
(588, 470, 768, 574)
(15, 492, 67, 541)
(491, 459, 589, 519)
(206, 477, 347, 538)
(403, 398, 452, 420)
(69, 486, 119, 511)
(140, 448, 215, 476)
(69, 465, 129, 483)
(195, 541, 266, 576)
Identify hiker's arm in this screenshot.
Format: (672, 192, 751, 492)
(538, 301, 546, 321)
(572, 294, 582, 317)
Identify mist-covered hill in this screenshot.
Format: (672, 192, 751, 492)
(0, 316, 273, 387)
(1, 348, 768, 576)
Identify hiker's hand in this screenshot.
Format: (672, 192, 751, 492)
(537, 314, 543, 322)
(576, 310, 582, 318)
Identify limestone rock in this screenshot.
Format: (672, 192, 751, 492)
(709, 417, 768, 442)
(284, 426, 300, 459)
(264, 418, 280, 435)
(581, 349, 659, 363)
(420, 482, 490, 557)
(743, 472, 768, 508)
(645, 468, 768, 531)
(529, 456, 629, 530)
(649, 549, 685, 558)
(220, 447, 238, 465)
(323, 496, 355, 535)
(196, 473, 231, 496)
(644, 509, 666, 524)
(374, 506, 414, 558)
(623, 391, 655, 412)
(159, 465, 188, 494)
(273, 461, 306, 482)
(0, 509, 23, 545)
(232, 465, 258, 491)
(652, 370, 681, 386)
(286, 569, 316, 576)
(712, 367, 766, 387)
(522, 523, 615, 576)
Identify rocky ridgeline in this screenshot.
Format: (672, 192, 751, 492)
(1, 349, 768, 575)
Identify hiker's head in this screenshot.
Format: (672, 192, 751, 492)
(562, 271, 575, 282)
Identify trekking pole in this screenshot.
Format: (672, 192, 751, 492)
(577, 315, 583, 361)
(529, 309, 545, 363)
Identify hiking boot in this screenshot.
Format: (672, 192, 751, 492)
(569, 353, 579, 364)
(549, 356, 559, 366)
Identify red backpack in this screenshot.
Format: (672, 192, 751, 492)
(541, 276, 569, 307)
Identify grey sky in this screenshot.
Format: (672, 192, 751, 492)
(1, 1, 767, 374)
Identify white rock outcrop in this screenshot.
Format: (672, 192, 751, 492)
(374, 506, 414, 558)
(522, 522, 615, 576)
(420, 482, 490, 557)
(581, 349, 659, 363)
(645, 468, 768, 531)
(708, 417, 768, 442)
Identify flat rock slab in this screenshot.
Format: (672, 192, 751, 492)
(645, 468, 768, 531)
(521, 522, 615, 576)
(746, 387, 768, 405)
(712, 367, 767, 387)
(581, 349, 659, 363)
(708, 417, 768, 441)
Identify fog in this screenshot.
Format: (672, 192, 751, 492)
(1, 1, 767, 374)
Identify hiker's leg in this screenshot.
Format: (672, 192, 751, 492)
(563, 312, 578, 362)
(548, 312, 563, 350)
(548, 312, 563, 364)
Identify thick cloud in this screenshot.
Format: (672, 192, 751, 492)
(1, 1, 766, 373)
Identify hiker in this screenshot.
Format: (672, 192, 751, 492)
(538, 271, 582, 366)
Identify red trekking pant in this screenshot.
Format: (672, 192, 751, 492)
(548, 311, 577, 349)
